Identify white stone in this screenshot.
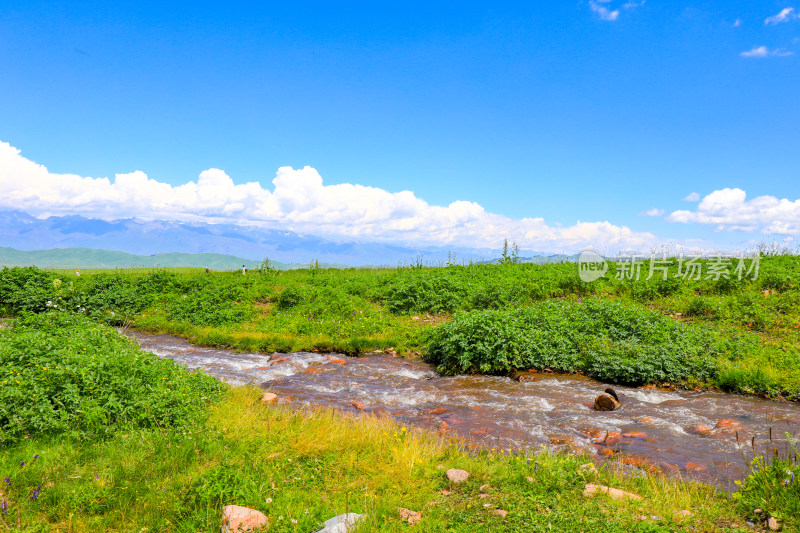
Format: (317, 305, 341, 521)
(315, 513, 365, 533)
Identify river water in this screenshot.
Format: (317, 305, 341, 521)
(126, 330, 800, 485)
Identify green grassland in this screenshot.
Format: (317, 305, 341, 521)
(2, 258, 800, 531)
(2, 255, 798, 398)
(2, 314, 797, 531)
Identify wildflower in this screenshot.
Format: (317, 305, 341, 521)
(30, 484, 41, 501)
(2, 478, 10, 487)
(19, 461, 24, 468)
(31, 454, 39, 464)
(1, 500, 6, 515)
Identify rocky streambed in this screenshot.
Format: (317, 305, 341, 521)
(126, 330, 800, 486)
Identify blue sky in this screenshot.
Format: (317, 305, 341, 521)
(1, 1, 798, 254)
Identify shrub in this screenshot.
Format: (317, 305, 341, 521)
(0, 267, 58, 314)
(165, 285, 250, 326)
(0, 313, 224, 445)
(425, 299, 720, 385)
(278, 286, 306, 309)
(685, 296, 718, 318)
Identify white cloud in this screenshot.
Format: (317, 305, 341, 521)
(740, 45, 794, 57)
(667, 188, 800, 235)
(639, 208, 665, 216)
(623, 1, 645, 8)
(589, 1, 620, 21)
(733, 18, 742, 27)
(765, 7, 798, 25)
(0, 141, 657, 252)
(682, 192, 701, 202)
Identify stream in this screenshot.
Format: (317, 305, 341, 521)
(126, 330, 800, 486)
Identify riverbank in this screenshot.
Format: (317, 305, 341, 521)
(126, 328, 799, 488)
(3, 258, 798, 399)
(2, 314, 798, 531)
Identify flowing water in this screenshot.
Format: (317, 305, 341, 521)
(126, 330, 800, 485)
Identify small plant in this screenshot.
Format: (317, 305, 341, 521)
(735, 432, 800, 531)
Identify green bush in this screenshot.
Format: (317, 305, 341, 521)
(0, 313, 224, 445)
(425, 299, 720, 385)
(0, 267, 58, 313)
(685, 296, 718, 318)
(278, 286, 306, 309)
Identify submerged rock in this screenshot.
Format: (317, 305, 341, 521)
(512, 370, 537, 383)
(594, 389, 620, 411)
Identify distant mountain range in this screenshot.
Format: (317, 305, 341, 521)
(0, 210, 571, 267)
(0, 247, 286, 270)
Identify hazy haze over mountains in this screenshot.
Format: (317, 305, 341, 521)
(0, 210, 515, 266)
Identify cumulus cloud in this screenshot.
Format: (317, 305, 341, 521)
(639, 208, 665, 217)
(667, 188, 800, 235)
(683, 192, 701, 202)
(765, 7, 798, 25)
(0, 141, 657, 252)
(589, 1, 620, 21)
(740, 45, 794, 57)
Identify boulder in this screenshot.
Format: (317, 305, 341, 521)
(261, 392, 278, 405)
(768, 516, 780, 531)
(397, 507, 422, 525)
(350, 401, 366, 410)
(585, 429, 606, 444)
(315, 513, 365, 533)
(493, 509, 508, 518)
(583, 483, 642, 501)
(221, 505, 268, 533)
(594, 389, 620, 411)
(604, 432, 623, 446)
(446, 469, 469, 483)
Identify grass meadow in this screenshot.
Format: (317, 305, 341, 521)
(1, 257, 799, 530)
